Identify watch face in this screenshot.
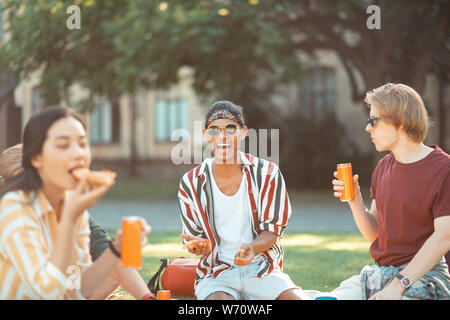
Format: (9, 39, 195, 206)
(401, 277, 411, 288)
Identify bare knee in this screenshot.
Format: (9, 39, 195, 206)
(206, 291, 235, 300)
(277, 288, 311, 300)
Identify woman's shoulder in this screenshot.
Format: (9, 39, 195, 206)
(0, 190, 36, 234)
(0, 190, 31, 206)
(0, 190, 34, 217)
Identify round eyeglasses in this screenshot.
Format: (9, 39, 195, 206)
(206, 124, 239, 136)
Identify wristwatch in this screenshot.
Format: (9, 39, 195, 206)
(395, 273, 412, 289)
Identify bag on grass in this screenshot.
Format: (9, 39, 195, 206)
(147, 257, 199, 298)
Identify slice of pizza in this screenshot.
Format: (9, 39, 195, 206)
(182, 239, 211, 250)
(72, 168, 117, 186)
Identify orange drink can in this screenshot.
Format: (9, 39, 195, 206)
(337, 163, 355, 202)
(121, 216, 142, 269)
(157, 290, 171, 300)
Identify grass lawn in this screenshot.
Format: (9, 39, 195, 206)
(103, 177, 180, 201)
(103, 176, 372, 206)
(110, 230, 373, 300)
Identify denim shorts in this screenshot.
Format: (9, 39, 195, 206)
(195, 263, 299, 300)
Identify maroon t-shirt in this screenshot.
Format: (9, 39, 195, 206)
(370, 145, 450, 267)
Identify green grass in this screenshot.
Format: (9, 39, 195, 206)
(104, 177, 179, 201)
(104, 176, 372, 206)
(109, 231, 372, 300)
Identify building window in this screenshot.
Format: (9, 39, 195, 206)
(299, 67, 336, 120)
(90, 96, 120, 144)
(155, 97, 188, 142)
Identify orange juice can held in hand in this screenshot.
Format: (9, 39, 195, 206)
(337, 163, 355, 202)
(157, 290, 171, 300)
(121, 216, 142, 269)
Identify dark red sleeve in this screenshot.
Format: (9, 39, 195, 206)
(370, 159, 382, 200)
(433, 172, 450, 219)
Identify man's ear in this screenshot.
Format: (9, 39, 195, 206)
(30, 153, 42, 170)
(239, 126, 248, 140)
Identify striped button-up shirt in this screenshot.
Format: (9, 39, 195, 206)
(178, 152, 292, 284)
(0, 190, 91, 300)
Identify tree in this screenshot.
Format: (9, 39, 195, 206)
(1, 0, 448, 172)
(0, 0, 149, 175)
(266, 0, 449, 100)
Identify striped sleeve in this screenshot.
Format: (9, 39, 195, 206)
(65, 210, 92, 300)
(74, 211, 92, 270)
(0, 199, 68, 300)
(178, 174, 205, 241)
(259, 164, 292, 237)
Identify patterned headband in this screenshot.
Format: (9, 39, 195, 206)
(205, 109, 245, 128)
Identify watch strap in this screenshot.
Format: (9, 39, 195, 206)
(109, 239, 121, 258)
(395, 273, 412, 289)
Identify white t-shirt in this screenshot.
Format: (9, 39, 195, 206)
(209, 164, 262, 266)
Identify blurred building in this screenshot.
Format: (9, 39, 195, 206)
(10, 55, 448, 167)
(12, 69, 208, 171)
(1, 3, 448, 164)
(273, 50, 449, 155)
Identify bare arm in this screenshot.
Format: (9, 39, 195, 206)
(370, 216, 450, 300)
(110, 266, 151, 299)
(348, 198, 378, 243)
(80, 238, 121, 298)
(333, 172, 378, 243)
(49, 179, 111, 278)
(249, 230, 277, 254)
(235, 231, 277, 265)
(82, 219, 151, 298)
(401, 216, 450, 280)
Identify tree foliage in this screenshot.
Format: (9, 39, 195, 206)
(1, 0, 448, 115)
(1, 0, 448, 181)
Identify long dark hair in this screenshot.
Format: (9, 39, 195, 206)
(0, 106, 86, 199)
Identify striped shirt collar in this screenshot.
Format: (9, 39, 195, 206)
(33, 189, 70, 220)
(195, 151, 256, 178)
(33, 190, 55, 219)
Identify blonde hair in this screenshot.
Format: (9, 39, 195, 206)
(0, 144, 24, 181)
(364, 83, 430, 142)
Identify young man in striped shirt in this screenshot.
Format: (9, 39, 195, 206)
(178, 101, 309, 300)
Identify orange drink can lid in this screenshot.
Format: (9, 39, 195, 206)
(337, 163, 352, 168)
(122, 216, 141, 221)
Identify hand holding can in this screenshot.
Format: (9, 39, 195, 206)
(121, 216, 151, 269)
(334, 163, 355, 202)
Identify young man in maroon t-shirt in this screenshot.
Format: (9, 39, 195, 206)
(329, 83, 450, 300)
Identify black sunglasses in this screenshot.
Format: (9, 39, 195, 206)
(206, 124, 239, 136)
(367, 117, 380, 127)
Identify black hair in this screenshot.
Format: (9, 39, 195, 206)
(204, 100, 246, 128)
(0, 106, 86, 199)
